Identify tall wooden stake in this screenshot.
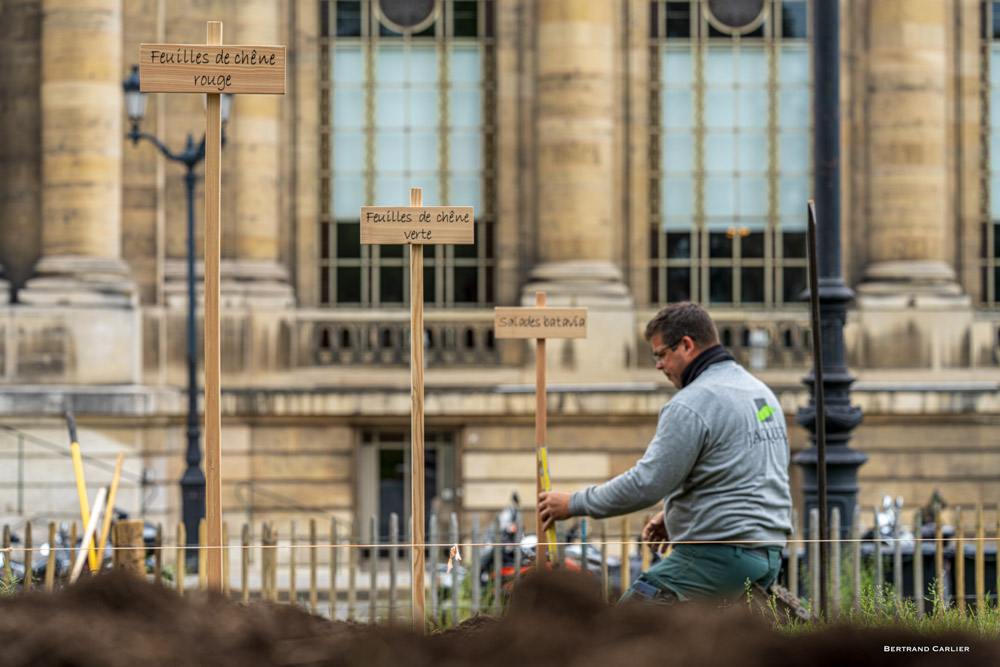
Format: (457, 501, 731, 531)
(534, 292, 548, 567)
(410, 187, 426, 630)
(204, 20, 224, 592)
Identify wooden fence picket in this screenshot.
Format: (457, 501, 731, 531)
(935, 510, 944, 611)
(347, 518, 356, 621)
(176, 523, 185, 596)
(975, 505, 984, 611)
(913, 509, 924, 616)
(851, 507, 861, 611)
(788, 509, 799, 597)
(830, 507, 840, 617)
(154, 523, 163, 585)
(809, 508, 819, 613)
(892, 508, 902, 603)
(429, 513, 439, 623)
(956, 507, 965, 611)
(872, 508, 882, 609)
(470, 515, 481, 615)
(289, 519, 297, 606)
(450, 513, 459, 627)
(330, 518, 338, 620)
(309, 518, 318, 614)
(369, 515, 377, 623)
(45, 522, 56, 592)
(389, 513, 398, 624)
(241, 524, 249, 603)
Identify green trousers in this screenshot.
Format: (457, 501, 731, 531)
(619, 543, 783, 604)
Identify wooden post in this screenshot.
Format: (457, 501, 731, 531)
(289, 519, 298, 606)
(242, 524, 250, 603)
(389, 513, 399, 625)
(154, 523, 163, 584)
(95, 453, 125, 578)
(810, 507, 820, 614)
(620, 518, 630, 592)
(492, 540, 501, 615)
(600, 520, 609, 603)
(470, 515, 481, 615)
(851, 507, 861, 612)
(494, 295, 587, 564)
(139, 23, 286, 594)
(429, 512, 439, 623)
(913, 509, 924, 616)
(873, 507, 883, 610)
(270, 526, 279, 602)
(892, 507, 902, 603)
(2, 525, 12, 587)
(114, 520, 146, 577)
(369, 515, 378, 623)
(260, 522, 269, 602)
(956, 506, 965, 611)
(361, 191, 474, 632)
(70, 441, 98, 573)
(830, 506, 840, 618)
(45, 522, 56, 592)
(449, 513, 459, 628)
(198, 517, 207, 589)
(789, 509, 799, 597)
(309, 518, 318, 614)
(348, 518, 357, 621)
(222, 521, 230, 598)
(176, 523, 186, 596)
(935, 509, 945, 611)
(975, 504, 984, 612)
(330, 518, 338, 620)
(23, 522, 32, 593)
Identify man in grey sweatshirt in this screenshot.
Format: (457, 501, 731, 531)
(538, 302, 793, 603)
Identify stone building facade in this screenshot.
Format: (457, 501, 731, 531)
(0, 0, 998, 544)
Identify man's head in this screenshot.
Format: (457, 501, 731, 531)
(644, 302, 720, 388)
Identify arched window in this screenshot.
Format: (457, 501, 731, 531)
(319, 0, 496, 307)
(649, 0, 810, 307)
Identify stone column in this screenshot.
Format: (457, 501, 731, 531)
(222, 0, 293, 308)
(526, 0, 635, 378)
(861, 0, 958, 292)
(21, 0, 135, 306)
(856, 0, 971, 368)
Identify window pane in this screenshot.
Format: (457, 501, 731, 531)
(423, 265, 436, 303)
(382, 244, 403, 259)
(779, 177, 809, 217)
(743, 231, 765, 258)
(706, 48, 734, 84)
(451, 132, 481, 171)
(409, 47, 438, 84)
(450, 176, 482, 212)
(380, 266, 404, 303)
(738, 133, 767, 171)
(451, 88, 481, 127)
(737, 48, 767, 84)
(335, 2, 361, 38)
(334, 88, 364, 126)
(334, 46, 364, 83)
(663, 132, 694, 172)
(333, 176, 364, 218)
(663, 89, 694, 127)
(321, 222, 330, 259)
(779, 47, 809, 83)
(454, 240, 477, 258)
(666, 232, 692, 259)
(664, 177, 695, 216)
(780, 133, 809, 172)
(709, 231, 733, 258)
(375, 176, 407, 205)
(451, 46, 480, 83)
(782, 267, 807, 302)
(780, 89, 810, 127)
(376, 88, 406, 127)
(454, 0, 478, 37)
(376, 46, 406, 83)
(667, 267, 691, 302)
(705, 132, 736, 171)
(992, 45, 1000, 84)
(709, 267, 733, 303)
(992, 89, 1000, 128)
(337, 221, 361, 258)
(741, 267, 765, 303)
(665, 2, 691, 39)
(995, 222, 1000, 257)
(337, 267, 362, 303)
(705, 177, 734, 216)
(738, 88, 768, 128)
(781, 2, 808, 39)
(739, 177, 767, 216)
(409, 132, 440, 171)
(663, 49, 693, 84)
(410, 88, 439, 126)
(705, 89, 735, 127)
(454, 266, 479, 303)
(333, 132, 364, 171)
(782, 231, 807, 258)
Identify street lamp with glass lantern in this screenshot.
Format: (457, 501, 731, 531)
(123, 65, 232, 569)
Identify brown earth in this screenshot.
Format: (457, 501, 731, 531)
(0, 569, 996, 666)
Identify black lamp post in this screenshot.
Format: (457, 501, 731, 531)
(123, 65, 231, 568)
(793, 1, 867, 538)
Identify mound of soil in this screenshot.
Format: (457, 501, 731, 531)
(1, 570, 996, 666)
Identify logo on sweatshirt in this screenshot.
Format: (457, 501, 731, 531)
(753, 398, 775, 423)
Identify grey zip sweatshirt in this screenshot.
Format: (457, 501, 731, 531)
(568, 361, 792, 546)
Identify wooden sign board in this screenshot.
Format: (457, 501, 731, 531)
(360, 206, 474, 244)
(494, 307, 588, 339)
(139, 44, 285, 94)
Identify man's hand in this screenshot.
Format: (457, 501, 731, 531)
(538, 491, 571, 533)
(642, 510, 668, 546)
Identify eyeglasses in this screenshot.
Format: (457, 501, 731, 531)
(651, 340, 681, 363)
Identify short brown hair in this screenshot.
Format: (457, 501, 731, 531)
(644, 302, 720, 348)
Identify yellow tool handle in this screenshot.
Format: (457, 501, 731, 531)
(538, 446, 558, 548)
(70, 442, 99, 573)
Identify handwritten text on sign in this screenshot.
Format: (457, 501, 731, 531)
(139, 44, 285, 94)
(360, 207, 474, 245)
(494, 308, 588, 339)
